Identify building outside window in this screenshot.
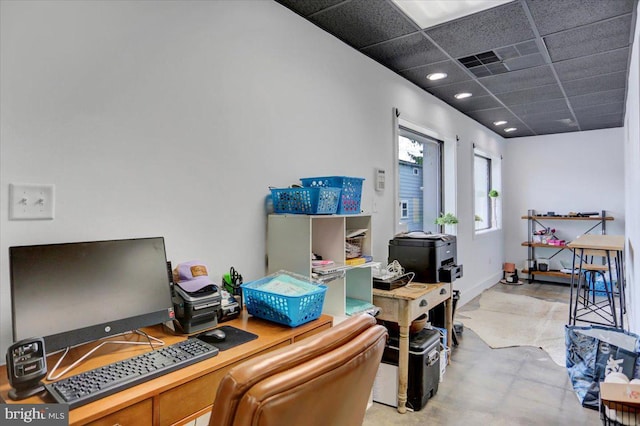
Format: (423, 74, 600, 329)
(398, 127, 443, 233)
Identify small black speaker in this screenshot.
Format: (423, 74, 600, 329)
(6, 338, 47, 400)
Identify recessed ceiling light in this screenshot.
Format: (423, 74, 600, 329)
(504, 127, 517, 132)
(454, 92, 472, 99)
(493, 120, 507, 126)
(557, 118, 578, 126)
(427, 72, 448, 81)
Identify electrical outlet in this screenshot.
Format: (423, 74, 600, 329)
(9, 183, 55, 220)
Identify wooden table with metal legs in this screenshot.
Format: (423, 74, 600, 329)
(373, 282, 452, 414)
(567, 234, 626, 329)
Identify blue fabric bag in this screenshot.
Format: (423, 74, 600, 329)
(565, 325, 640, 409)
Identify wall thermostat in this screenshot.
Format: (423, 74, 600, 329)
(375, 168, 385, 192)
(6, 337, 47, 400)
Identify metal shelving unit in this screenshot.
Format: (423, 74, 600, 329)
(521, 209, 614, 283)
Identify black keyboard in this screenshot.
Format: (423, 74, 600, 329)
(45, 338, 219, 409)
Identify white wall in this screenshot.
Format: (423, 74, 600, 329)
(0, 0, 505, 356)
(504, 128, 625, 275)
(624, 0, 640, 334)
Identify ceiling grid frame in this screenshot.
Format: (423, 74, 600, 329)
(276, 0, 638, 138)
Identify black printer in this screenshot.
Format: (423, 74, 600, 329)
(388, 233, 463, 283)
(171, 261, 222, 334)
(172, 284, 221, 334)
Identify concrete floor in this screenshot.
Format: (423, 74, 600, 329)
(363, 282, 601, 425)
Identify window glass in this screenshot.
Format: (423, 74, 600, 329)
(398, 127, 443, 233)
(474, 151, 492, 231)
(400, 200, 409, 219)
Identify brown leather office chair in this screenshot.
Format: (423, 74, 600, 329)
(210, 314, 388, 426)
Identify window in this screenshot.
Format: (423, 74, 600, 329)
(474, 152, 491, 231)
(474, 147, 501, 232)
(398, 126, 443, 233)
(400, 200, 409, 219)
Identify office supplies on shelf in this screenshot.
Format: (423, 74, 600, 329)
(45, 338, 219, 409)
(312, 262, 351, 275)
(345, 257, 366, 266)
(312, 270, 346, 283)
(346, 236, 364, 258)
(346, 228, 368, 238)
(311, 259, 334, 267)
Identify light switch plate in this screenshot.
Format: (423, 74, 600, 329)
(9, 183, 55, 220)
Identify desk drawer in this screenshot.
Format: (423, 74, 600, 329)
(409, 284, 450, 319)
(158, 341, 290, 426)
(293, 322, 331, 342)
(159, 369, 225, 426)
(87, 399, 152, 426)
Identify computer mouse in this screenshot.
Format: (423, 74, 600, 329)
(200, 328, 226, 343)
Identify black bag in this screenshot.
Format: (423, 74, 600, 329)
(566, 325, 640, 409)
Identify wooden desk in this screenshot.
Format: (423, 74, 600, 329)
(568, 234, 625, 328)
(0, 312, 332, 426)
(568, 234, 624, 252)
(372, 282, 452, 414)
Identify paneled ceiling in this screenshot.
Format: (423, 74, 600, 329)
(275, 0, 638, 138)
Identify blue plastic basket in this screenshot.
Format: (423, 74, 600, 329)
(270, 187, 341, 214)
(300, 176, 364, 214)
(241, 272, 327, 327)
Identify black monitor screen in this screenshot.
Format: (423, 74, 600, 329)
(10, 237, 174, 353)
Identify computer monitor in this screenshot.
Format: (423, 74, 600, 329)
(10, 237, 174, 353)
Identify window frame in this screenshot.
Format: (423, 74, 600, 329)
(393, 111, 455, 236)
(473, 146, 501, 234)
(474, 152, 492, 232)
(397, 125, 443, 234)
(400, 200, 409, 219)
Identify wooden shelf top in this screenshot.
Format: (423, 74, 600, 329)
(521, 215, 614, 221)
(521, 242, 571, 248)
(522, 269, 577, 278)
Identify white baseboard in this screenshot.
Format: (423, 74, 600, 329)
(456, 272, 501, 308)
